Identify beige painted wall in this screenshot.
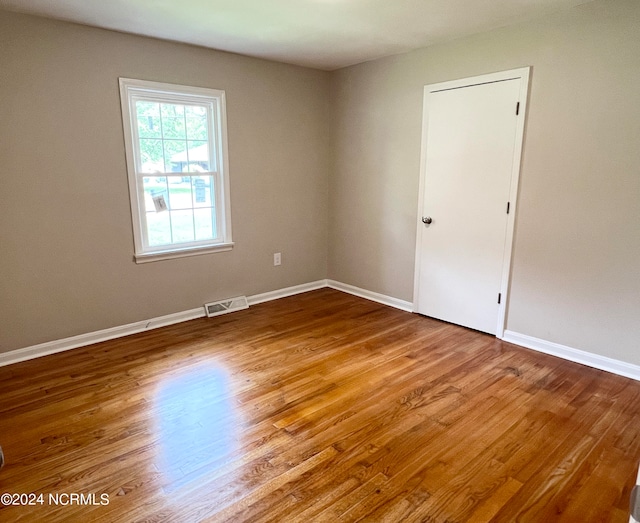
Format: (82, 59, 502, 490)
(1, 0, 638, 368)
(0, 11, 331, 352)
(328, 0, 640, 364)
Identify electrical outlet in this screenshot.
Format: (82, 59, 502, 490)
(274, 252, 281, 266)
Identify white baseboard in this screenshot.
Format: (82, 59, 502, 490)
(502, 330, 640, 382)
(0, 281, 328, 368)
(247, 280, 328, 305)
(326, 280, 414, 312)
(0, 279, 413, 368)
(0, 307, 206, 368)
(4, 281, 638, 384)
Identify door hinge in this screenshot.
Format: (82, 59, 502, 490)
(498, 293, 502, 304)
(506, 201, 510, 214)
(516, 102, 520, 115)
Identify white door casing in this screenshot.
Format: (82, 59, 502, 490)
(414, 68, 530, 337)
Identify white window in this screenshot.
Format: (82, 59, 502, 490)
(119, 78, 232, 262)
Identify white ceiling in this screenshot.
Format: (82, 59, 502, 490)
(0, 0, 593, 70)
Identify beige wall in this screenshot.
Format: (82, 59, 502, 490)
(329, 0, 640, 365)
(2, 0, 639, 368)
(0, 11, 331, 352)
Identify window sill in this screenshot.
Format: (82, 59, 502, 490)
(134, 242, 234, 264)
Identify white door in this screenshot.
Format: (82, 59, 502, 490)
(415, 70, 529, 335)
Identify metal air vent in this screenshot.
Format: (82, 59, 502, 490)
(204, 296, 249, 318)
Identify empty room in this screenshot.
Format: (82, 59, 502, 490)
(0, 0, 639, 521)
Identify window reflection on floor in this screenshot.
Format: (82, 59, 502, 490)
(154, 364, 238, 493)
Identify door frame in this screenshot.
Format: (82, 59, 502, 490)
(413, 67, 531, 338)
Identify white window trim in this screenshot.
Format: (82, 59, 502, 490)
(119, 78, 233, 263)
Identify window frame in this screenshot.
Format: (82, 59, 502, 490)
(119, 78, 233, 263)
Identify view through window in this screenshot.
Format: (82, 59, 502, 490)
(119, 79, 232, 262)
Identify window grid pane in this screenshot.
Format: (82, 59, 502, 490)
(122, 79, 230, 257)
(135, 105, 213, 175)
(146, 211, 171, 246)
(194, 208, 215, 241)
(143, 174, 216, 247)
(170, 210, 195, 243)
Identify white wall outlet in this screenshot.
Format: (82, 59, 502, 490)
(274, 252, 281, 266)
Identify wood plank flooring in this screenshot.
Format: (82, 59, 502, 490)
(0, 288, 638, 522)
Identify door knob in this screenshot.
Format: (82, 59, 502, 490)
(422, 216, 433, 225)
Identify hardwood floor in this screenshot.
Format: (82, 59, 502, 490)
(0, 288, 638, 522)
